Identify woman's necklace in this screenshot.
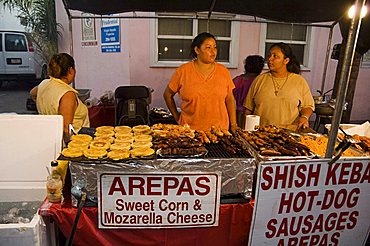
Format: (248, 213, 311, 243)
(271, 72, 289, 96)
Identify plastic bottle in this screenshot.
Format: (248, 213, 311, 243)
(46, 161, 63, 203)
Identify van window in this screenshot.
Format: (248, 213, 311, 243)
(5, 33, 27, 52)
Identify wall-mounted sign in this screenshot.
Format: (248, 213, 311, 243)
(249, 159, 370, 246)
(100, 15, 120, 53)
(361, 50, 370, 68)
(81, 13, 97, 47)
(98, 172, 221, 229)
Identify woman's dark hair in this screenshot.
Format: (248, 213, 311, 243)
(244, 55, 264, 74)
(270, 42, 301, 74)
(48, 53, 75, 78)
(190, 32, 216, 59)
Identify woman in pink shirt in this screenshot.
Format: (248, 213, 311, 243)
(163, 32, 237, 132)
(233, 55, 264, 128)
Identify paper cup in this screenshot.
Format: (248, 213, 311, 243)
(245, 115, 260, 131)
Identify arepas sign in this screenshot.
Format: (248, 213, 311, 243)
(249, 158, 370, 246)
(98, 172, 221, 229)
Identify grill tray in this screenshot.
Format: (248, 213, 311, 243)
(59, 143, 251, 163)
(205, 143, 252, 158)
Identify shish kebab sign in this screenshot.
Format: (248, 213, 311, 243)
(249, 158, 370, 246)
(98, 172, 221, 229)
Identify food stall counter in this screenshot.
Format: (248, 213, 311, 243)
(39, 198, 253, 246)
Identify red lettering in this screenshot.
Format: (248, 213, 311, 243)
(104, 212, 114, 223)
(274, 166, 289, 189)
(326, 161, 369, 185)
(147, 177, 161, 195)
(289, 216, 302, 235)
(318, 233, 328, 245)
(108, 177, 126, 195)
(338, 162, 351, 184)
(307, 164, 320, 186)
(288, 165, 295, 188)
(277, 238, 284, 246)
(360, 162, 370, 183)
(195, 177, 210, 195)
(261, 166, 273, 190)
(265, 218, 277, 238)
(349, 162, 363, 183)
(287, 237, 298, 246)
(278, 192, 293, 214)
(347, 211, 359, 229)
(322, 189, 335, 210)
(276, 217, 289, 237)
(115, 198, 124, 211)
(333, 189, 347, 209)
(128, 177, 145, 195)
(331, 232, 340, 246)
(295, 165, 306, 187)
(336, 211, 348, 230)
(324, 212, 337, 231)
(163, 177, 179, 195)
(298, 235, 310, 246)
(310, 234, 320, 245)
(302, 215, 314, 234)
(347, 188, 360, 208)
(325, 163, 339, 185)
(176, 177, 194, 195)
(306, 190, 319, 211)
(123, 201, 136, 211)
(312, 213, 323, 233)
(293, 192, 306, 212)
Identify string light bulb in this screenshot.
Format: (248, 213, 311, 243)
(348, 5, 367, 19)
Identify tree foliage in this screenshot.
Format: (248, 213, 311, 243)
(1, 0, 61, 62)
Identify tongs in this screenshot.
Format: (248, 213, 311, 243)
(69, 124, 77, 136)
(328, 127, 355, 164)
(67, 124, 77, 143)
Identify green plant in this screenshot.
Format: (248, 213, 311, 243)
(1, 0, 61, 62)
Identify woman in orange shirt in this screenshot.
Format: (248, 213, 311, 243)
(163, 32, 237, 132)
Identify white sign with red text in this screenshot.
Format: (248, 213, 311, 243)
(98, 172, 221, 229)
(249, 158, 370, 246)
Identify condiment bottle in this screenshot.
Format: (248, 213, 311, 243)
(46, 161, 63, 203)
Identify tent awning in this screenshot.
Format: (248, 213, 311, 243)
(63, 0, 354, 23)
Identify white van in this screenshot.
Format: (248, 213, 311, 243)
(0, 31, 47, 87)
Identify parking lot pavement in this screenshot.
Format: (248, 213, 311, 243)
(0, 81, 38, 114)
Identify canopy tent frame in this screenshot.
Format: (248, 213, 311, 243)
(60, 0, 364, 160)
(61, 8, 337, 92)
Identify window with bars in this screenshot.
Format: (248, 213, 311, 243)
(151, 13, 239, 67)
(260, 23, 312, 67)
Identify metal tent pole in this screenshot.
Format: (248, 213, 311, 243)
(320, 22, 336, 93)
(325, 0, 366, 158)
(62, 0, 75, 88)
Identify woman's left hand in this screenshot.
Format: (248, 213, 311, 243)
(230, 123, 239, 134)
(296, 116, 309, 130)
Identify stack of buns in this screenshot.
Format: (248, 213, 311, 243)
(60, 125, 154, 160)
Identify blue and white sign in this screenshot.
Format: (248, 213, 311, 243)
(101, 16, 120, 53)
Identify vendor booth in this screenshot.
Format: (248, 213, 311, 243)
(37, 122, 370, 245)
(3, 0, 369, 246)
(38, 0, 370, 245)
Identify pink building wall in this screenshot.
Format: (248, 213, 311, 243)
(56, 0, 369, 122)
